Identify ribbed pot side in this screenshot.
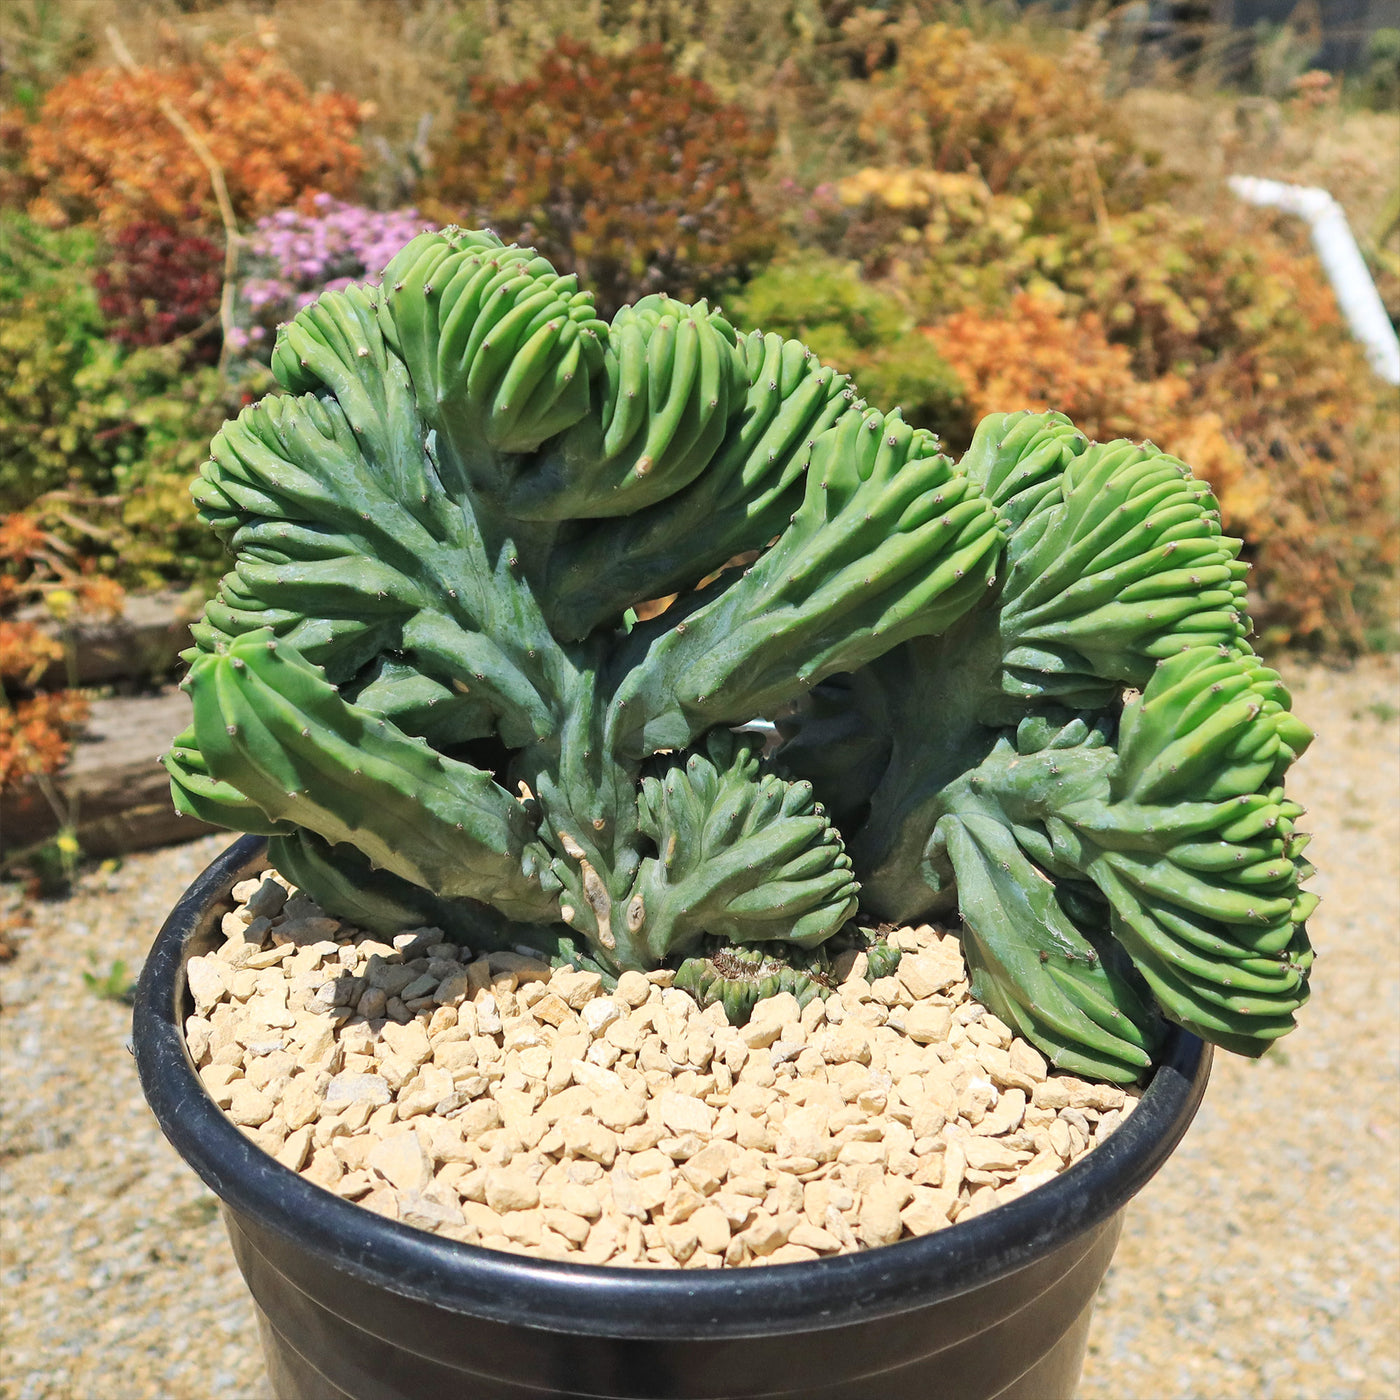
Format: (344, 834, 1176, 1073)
(134, 834, 1211, 1400)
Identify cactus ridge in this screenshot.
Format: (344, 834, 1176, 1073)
(674, 942, 831, 1025)
(507, 296, 749, 520)
(375, 230, 607, 467)
(813, 647, 1315, 1059)
(629, 729, 860, 965)
(165, 724, 297, 836)
(186, 629, 557, 922)
(607, 406, 1003, 754)
(958, 410, 1089, 528)
(996, 438, 1250, 701)
(270, 827, 498, 942)
(543, 328, 859, 641)
(170, 226, 1317, 1077)
(936, 812, 1158, 1083)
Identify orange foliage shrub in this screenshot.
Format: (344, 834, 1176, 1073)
(0, 619, 63, 688)
(0, 512, 125, 791)
(927, 293, 1254, 514)
(929, 294, 1178, 434)
(0, 691, 91, 790)
(23, 43, 364, 232)
(427, 40, 777, 317)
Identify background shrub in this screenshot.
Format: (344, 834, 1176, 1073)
(426, 39, 778, 317)
(927, 292, 1201, 440)
(727, 254, 968, 440)
(0, 212, 262, 588)
(1354, 28, 1400, 110)
(93, 218, 222, 357)
(0, 213, 112, 508)
(0, 512, 119, 792)
(855, 25, 1167, 225)
(22, 40, 364, 232)
(819, 166, 1040, 315)
(85, 349, 270, 591)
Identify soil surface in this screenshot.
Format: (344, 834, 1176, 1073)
(1, 657, 1396, 1400)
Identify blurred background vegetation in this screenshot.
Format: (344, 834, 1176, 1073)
(1, 0, 1396, 802)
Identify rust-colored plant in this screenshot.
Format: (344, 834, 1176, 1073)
(0, 690, 91, 790)
(426, 39, 778, 317)
(0, 511, 124, 791)
(23, 42, 365, 232)
(926, 292, 1257, 513)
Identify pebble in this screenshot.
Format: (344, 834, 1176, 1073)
(187, 886, 1143, 1270)
(325, 1072, 392, 1107)
(903, 1002, 953, 1045)
(186, 956, 228, 1015)
(368, 1131, 432, 1193)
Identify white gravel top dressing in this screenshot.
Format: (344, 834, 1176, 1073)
(190, 879, 1137, 1268)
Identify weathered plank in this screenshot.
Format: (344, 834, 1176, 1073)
(20, 590, 194, 688)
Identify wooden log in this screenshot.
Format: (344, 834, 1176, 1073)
(18, 590, 195, 688)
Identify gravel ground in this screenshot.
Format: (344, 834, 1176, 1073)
(1080, 656, 1400, 1400)
(1, 657, 1396, 1400)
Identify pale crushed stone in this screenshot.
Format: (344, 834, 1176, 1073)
(187, 885, 1134, 1268)
(0, 656, 1395, 1397)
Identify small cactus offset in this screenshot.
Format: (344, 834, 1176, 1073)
(167, 229, 1316, 1080)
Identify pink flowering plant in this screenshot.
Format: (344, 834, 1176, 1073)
(228, 195, 434, 359)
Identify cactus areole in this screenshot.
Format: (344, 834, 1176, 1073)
(167, 229, 1315, 1083)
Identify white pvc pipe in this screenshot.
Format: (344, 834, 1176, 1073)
(1229, 174, 1400, 386)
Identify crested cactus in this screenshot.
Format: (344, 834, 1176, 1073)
(167, 228, 1316, 1082)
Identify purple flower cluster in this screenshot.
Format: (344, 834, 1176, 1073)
(229, 194, 435, 355)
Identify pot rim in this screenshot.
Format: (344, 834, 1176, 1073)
(134, 833, 1211, 1341)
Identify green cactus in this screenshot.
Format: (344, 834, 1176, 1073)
(167, 232, 1315, 1076)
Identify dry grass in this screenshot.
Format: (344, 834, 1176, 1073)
(0, 1, 1119, 178)
(1, 0, 872, 199)
(1118, 85, 1400, 242)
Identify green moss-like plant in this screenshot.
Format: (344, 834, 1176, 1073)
(167, 228, 1315, 1081)
(726, 255, 968, 440)
(0, 210, 261, 589)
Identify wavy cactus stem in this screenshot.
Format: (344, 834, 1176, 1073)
(166, 229, 1316, 1081)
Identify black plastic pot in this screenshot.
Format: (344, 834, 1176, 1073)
(134, 834, 1211, 1400)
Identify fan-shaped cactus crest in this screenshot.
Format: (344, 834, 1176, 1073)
(167, 228, 1315, 1079)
